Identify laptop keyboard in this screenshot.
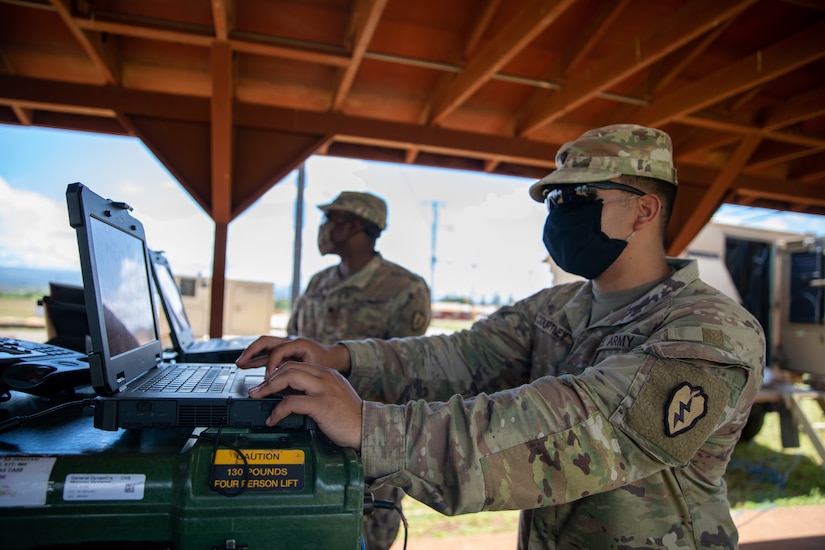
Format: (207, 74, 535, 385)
(1, 337, 80, 360)
(137, 365, 234, 393)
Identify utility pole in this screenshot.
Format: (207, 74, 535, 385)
(291, 163, 305, 307)
(428, 200, 445, 298)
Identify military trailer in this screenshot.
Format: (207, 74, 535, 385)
(686, 223, 825, 460)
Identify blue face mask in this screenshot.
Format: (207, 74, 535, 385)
(542, 201, 628, 280)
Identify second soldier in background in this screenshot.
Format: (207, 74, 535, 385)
(288, 190, 431, 549)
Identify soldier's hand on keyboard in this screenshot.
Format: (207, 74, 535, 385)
(236, 336, 351, 378)
(248, 360, 362, 449)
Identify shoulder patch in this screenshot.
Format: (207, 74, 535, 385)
(624, 359, 729, 464)
(665, 382, 707, 436)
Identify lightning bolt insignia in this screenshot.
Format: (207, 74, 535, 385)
(665, 382, 708, 437)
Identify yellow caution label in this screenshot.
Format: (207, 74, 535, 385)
(213, 449, 304, 465)
(210, 449, 306, 493)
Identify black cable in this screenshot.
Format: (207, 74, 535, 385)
(366, 496, 408, 550)
(0, 396, 95, 434)
(191, 425, 251, 497)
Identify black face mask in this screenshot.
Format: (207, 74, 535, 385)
(543, 201, 628, 280)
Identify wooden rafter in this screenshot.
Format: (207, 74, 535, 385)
(633, 20, 825, 127)
(762, 85, 825, 130)
(669, 134, 763, 255)
(211, 0, 232, 41)
(519, 0, 758, 135)
(463, 0, 503, 59)
(429, 0, 577, 125)
(650, 19, 735, 94)
(73, 15, 349, 67)
(560, 0, 630, 77)
(50, 0, 118, 84)
(331, 0, 388, 111)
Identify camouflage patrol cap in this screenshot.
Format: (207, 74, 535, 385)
(318, 191, 387, 230)
(529, 124, 677, 202)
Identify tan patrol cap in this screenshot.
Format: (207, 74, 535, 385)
(318, 191, 387, 230)
(529, 124, 678, 202)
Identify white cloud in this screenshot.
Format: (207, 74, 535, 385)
(0, 177, 79, 269)
(218, 156, 551, 300)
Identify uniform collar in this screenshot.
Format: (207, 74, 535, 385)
(558, 258, 697, 331)
(592, 257, 696, 326)
(335, 253, 384, 290)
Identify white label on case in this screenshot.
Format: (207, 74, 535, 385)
(63, 473, 146, 501)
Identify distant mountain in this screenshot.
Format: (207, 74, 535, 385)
(0, 266, 83, 293)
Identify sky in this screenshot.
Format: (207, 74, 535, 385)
(4, 125, 825, 304)
(0, 125, 552, 304)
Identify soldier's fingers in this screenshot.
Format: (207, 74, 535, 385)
(267, 393, 361, 449)
(235, 336, 284, 368)
(248, 361, 332, 397)
(252, 362, 362, 449)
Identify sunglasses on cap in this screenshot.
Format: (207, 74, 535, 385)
(543, 181, 645, 212)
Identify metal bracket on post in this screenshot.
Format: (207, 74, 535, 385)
(781, 388, 825, 470)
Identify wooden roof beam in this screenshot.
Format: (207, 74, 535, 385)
(429, 0, 576, 125)
(0, 74, 558, 166)
(463, 0, 503, 58)
(331, 0, 388, 111)
(50, 0, 119, 84)
(561, 0, 630, 77)
(519, 0, 757, 136)
(211, 0, 233, 41)
(74, 17, 213, 47)
(679, 114, 825, 149)
(762, 85, 825, 130)
(745, 146, 825, 173)
(735, 180, 825, 207)
(404, 147, 420, 164)
(73, 12, 350, 67)
(668, 134, 762, 255)
(632, 20, 825, 128)
(793, 152, 825, 182)
(10, 104, 33, 125)
(676, 130, 742, 160)
(651, 19, 735, 94)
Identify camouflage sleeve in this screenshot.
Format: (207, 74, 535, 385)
(344, 303, 537, 404)
(360, 350, 752, 516)
(386, 278, 431, 338)
(286, 293, 302, 337)
(359, 361, 632, 515)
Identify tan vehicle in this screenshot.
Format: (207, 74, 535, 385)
(687, 223, 825, 450)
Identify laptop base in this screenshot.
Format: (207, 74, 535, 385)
(93, 395, 316, 431)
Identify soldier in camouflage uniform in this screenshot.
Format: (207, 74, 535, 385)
(241, 125, 765, 549)
(287, 190, 431, 550)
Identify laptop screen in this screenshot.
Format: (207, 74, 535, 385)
(152, 254, 191, 337)
(88, 215, 157, 358)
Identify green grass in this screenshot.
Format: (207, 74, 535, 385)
(395, 397, 825, 539)
(726, 397, 825, 509)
